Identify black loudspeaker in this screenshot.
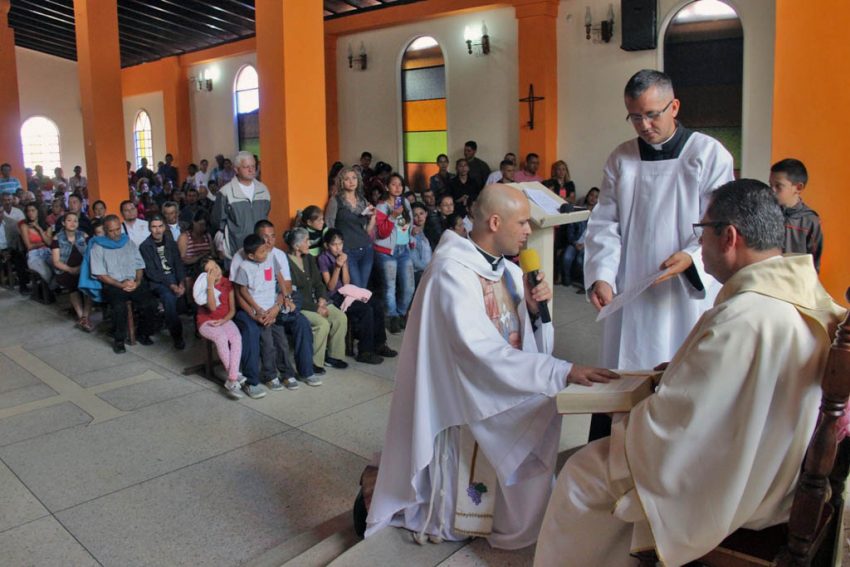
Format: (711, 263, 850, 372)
(620, 0, 657, 51)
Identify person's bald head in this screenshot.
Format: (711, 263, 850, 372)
(470, 184, 532, 256)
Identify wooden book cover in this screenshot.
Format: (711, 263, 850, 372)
(556, 371, 660, 415)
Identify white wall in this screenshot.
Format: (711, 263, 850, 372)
(336, 7, 519, 171)
(122, 92, 167, 169)
(188, 53, 257, 164)
(15, 47, 86, 174)
(557, 0, 775, 196)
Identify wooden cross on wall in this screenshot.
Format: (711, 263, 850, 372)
(519, 84, 544, 130)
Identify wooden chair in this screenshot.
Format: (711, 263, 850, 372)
(125, 301, 136, 345)
(0, 250, 16, 289)
(636, 291, 850, 567)
(182, 338, 220, 383)
(28, 270, 55, 304)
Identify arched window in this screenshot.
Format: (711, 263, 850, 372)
(664, 0, 743, 173)
(235, 64, 260, 155)
(133, 110, 154, 169)
(21, 116, 61, 171)
(401, 36, 447, 192)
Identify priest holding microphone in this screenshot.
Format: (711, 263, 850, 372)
(363, 184, 616, 549)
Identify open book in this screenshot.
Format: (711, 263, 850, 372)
(556, 371, 661, 414)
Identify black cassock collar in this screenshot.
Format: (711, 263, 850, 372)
(637, 123, 694, 161)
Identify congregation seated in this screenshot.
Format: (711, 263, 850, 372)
(485, 152, 517, 185)
(90, 199, 107, 223)
(87, 215, 159, 354)
(317, 228, 396, 365)
(53, 193, 92, 236)
(513, 152, 543, 182)
(140, 214, 186, 350)
(284, 227, 349, 371)
(543, 159, 576, 202)
(19, 202, 54, 287)
(120, 199, 150, 246)
(559, 187, 598, 288)
(50, 211, 93, 331)
(534, 180, 847, 566)
(178, 188, 202, 224)
(45, 198, 64, 227)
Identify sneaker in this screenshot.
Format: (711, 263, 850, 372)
(237, 373, 248, 385)
(265, 378, 285, 391)
(243, 383, 267, 399)
(112, 340, 126, 354)
(324, 357, 349, 369)
(173, 337, 186, 350)
(356, 351, 384, 365)
(137, 335, 154, 346)
(301, 374, 323, 387)
(282, 377, 300, 390)
(376, 344, 398, 358)
(223, 380, 244, 400)
(312, 365, 327, 376)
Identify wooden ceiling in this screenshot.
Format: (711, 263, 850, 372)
(9, 0, 421, 68)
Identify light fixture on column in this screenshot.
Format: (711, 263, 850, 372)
(348, 42, 368, 70)
(584, 4, 615, 43)
(464, 21, 490, 56)
(190, 68, 215, 92)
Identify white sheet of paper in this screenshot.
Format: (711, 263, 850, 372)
(596, 268, 668, 322)
(524, 188, 562, 215)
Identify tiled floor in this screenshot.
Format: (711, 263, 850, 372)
(0, 285, 846, 566)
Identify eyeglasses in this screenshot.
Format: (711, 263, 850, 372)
(692, 221, 731, 239)
(626, 100, 674, 124)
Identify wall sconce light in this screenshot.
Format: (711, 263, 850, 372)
(190, 67, 217, 92)
(464, 21, 490, 56)
(585, 4, 615, 43)
(348, 42, 368, 70)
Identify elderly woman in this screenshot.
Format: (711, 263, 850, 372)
(19, 202, 54, 286)
(284, 227, 349, 370)
(50, 211, 93, 331)
(324, 166, 376, 288)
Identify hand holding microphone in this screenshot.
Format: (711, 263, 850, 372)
(518, 249, 552, 324)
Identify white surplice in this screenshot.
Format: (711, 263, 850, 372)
(535, 255, 846, 567)
(366, 230, 572, 549)
(584, 130, 734, 369)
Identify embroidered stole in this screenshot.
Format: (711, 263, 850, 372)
(454, 274, 522, 536)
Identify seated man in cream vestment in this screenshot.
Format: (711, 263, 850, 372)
(535, 179, 846, 567)
(365, 185, 617, 549)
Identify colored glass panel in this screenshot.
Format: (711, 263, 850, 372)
(405, 162, 440, 193)
(402, 67, 446, 101)
(403, 99, 447, 132)
(403, 131, 447, 164)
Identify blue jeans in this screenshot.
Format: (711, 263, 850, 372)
(278, 311, 315, 377)
(561, 245, 584, 285)
(150, 276, 183, 337)
(345, 245, 374, 289)
(377, 245, 414, 317)
(234, 310, 261, 386)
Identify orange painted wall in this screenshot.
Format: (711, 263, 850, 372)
(772, 0, 850, 305)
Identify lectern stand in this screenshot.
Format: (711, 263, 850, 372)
(508, 182, 590, 314)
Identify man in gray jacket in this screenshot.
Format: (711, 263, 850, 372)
(210, 151, 271, 261)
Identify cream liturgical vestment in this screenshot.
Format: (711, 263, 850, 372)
(534, 255, 846, 567)
(585, 127, 734, 369)
(366, 230, 572, 549)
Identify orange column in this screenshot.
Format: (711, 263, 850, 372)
(0, 0, 25, 186)
(256, 0, 328, 229)
(74, 0, 127, 212)
(772, 0, 850, 305)
(515, 0, 559, 174)
(325, 35, 340, 168)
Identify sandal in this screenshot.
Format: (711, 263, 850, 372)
(78, 317, 94, 333)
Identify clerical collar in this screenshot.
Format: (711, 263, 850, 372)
(468, 236, 504, 270)
(637, 123, 693, 162)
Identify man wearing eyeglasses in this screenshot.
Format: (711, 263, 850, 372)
(583, 69, 734, 440)
(536, 180, 845, 567)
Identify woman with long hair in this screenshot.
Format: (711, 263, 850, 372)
(324, 166, 377, 288)
(374, 173, 414, 334)
(544, 160, 576, 203)
(19, 202, 54, 285)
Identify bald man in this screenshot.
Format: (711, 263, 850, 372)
(364, 184, 616, 549)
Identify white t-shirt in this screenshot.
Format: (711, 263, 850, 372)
(122, 219, 150, 246)
(485, 171, 503, 185)
(231, 255, 277, 310)
(238, 181, 255, 201)
(229, 246, 291, 282)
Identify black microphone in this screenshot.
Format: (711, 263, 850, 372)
(518, 249, 551, 324)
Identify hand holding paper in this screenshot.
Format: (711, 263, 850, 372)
(596, 268, 668, 322)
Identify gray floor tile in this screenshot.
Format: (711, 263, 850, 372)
(0, 383, 57, 409)
(0, 352, 42, 393)
(0, 401, 92, 448)
(26, 337, 143, 376)
(245, 368, 395, 427)
(0, 390, 289, 511)
(96, 374, 202, 411)
(72, 358, 166, 388)
(0, 460, 48, 532)
(0, 516, 99, 567)
(57, 430, 367, 567)
(439, 539, 535, 566)
(329, 526, 464, 566)
(301, 393, 392, 460)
